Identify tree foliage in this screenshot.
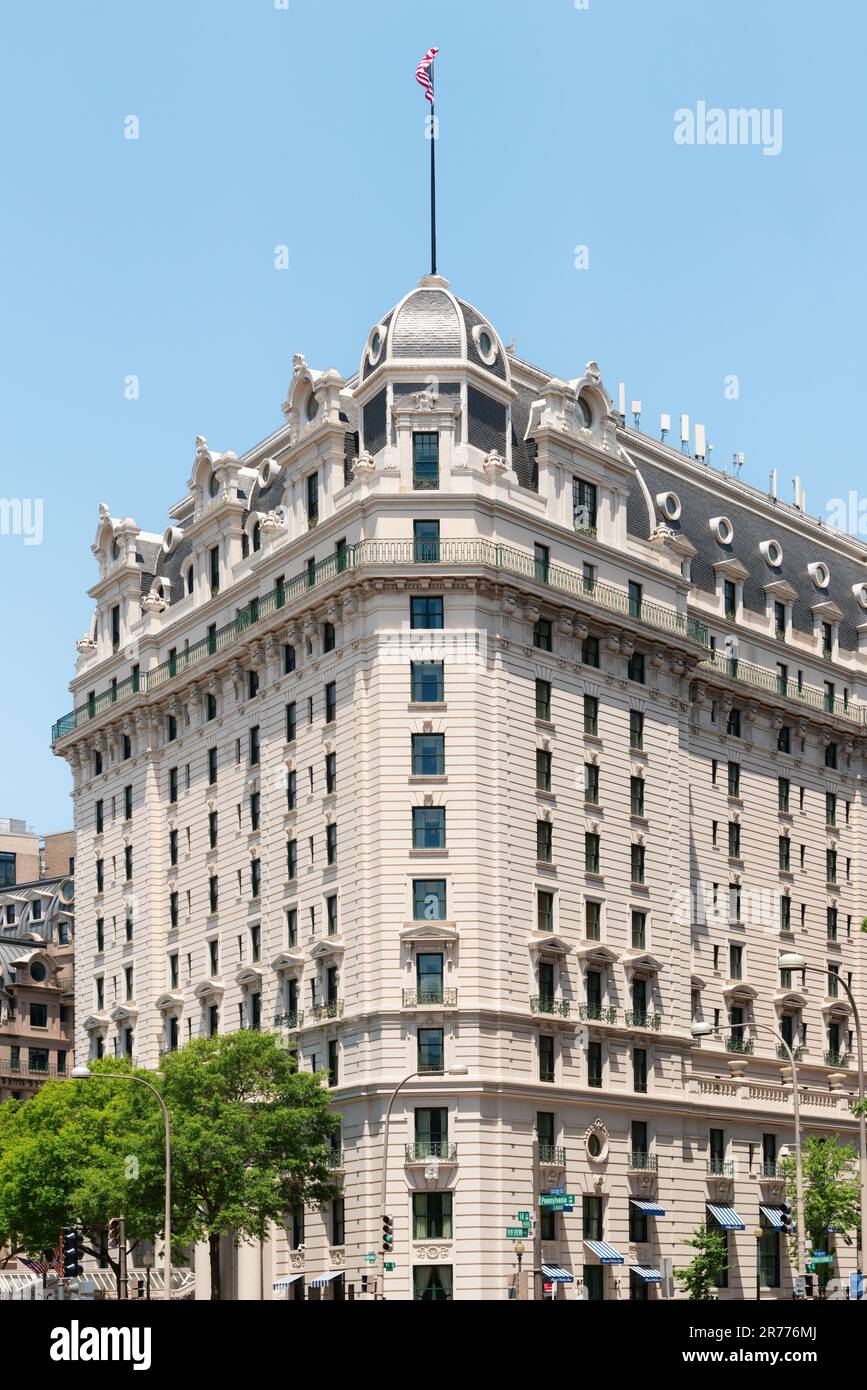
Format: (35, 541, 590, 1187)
(778, 1134, 860, 1271)
(676, 1225, 728, 1300)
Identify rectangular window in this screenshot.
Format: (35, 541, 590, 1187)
(629, 710, 644, 750)
(325, 682, 337, 723)
(778, 777, 790, 813)
(124, 845, 133, 881)
(537, 749, 553, 792)
(582, 1195, 603, 1241)
(413, 518, 440, 563)
(326, 895, 338, 937)
(539, 1034, 555, 1083)
(207, 747, 218, 785)
(283, 643, 296, 675)
(249, 726, 260, 765)
(285, 701, 297, 742)
(306, 471, 319, 525)
(630, 843, 645, 884)
(535, 679, 551, 721)
(250, 791, 260, 832)
(728, 822, 741, 858)
(826, 792, 837, 827)
(537, 890, 554, 933)
(631, 911, 647, 949)
(95, 799, 104, 834)
(727, 762, 740, 797)
(411, 661, 444, 703)
(584, 762, 599, 804)
(582, 634, 600, 668)
(584, 695, 599, 736)
(209, 876, 219, 913)
(584, 901, 601, 941)
(774, 600, 786, 640)
(412, 432, 440, 489)
(630, 776, 645, 817)
(778, 835, 790, 871)
(534, 542, 550, 583)
(627, 652, 645, 684)
(628, 580, 643, 620)
(727, 709, 741, 738)
(169, 767, 178, 803)
(724, 580, 737, 619)
(536, 820, 553, 863)
(413, 1192, 452, 1240)
(326, 823, 337, 865)
(633, 1046, 648, 1094)
(827, 906, 838, 941)
(533, 618, 552, 652)
(585, 832, 601, 874)
(417, 1027, 444, 1073)
(573, 478, 598, 532)
(729, 944, 743, 981)
(325, 752, 336, 794)
(208, 810, 218, 849)
(410, 595, 444, 630)
(413, 880, 446, 921)
(287, 840, 297, 879)
(251, 859, 261, 898)
(412, 733, 444, 776)
(412, 807, 446, 849)
(169, 828, 178, 866)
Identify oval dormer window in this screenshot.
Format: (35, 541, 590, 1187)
(208, 472, 220, 498)
(478, 330, 492, 357)
(710, 515, 734, 545)
(656, 491, 682, 522)
(370, 329, 382, 358)
(808, 561, 830, 589)
(111, 538, 121, 560)
(471, 322, 498, 366)
(30, 960, 47, 982)
(760, 538, 784, 567)
(575, 395, 592, 428)
(305, 391, 319, 423)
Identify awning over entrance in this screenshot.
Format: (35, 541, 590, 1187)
(273, 1274, 304, 1290)
(584, 1240, 624, 1264)
(707, 1204, 745, 1231)
(631, 1266, 662, 1283)
(760, 1206, 784, 1230)
(309, 1270, 344, 1288)
(542, 1264, 574, 1282)
(630, 1199, 666, 1215)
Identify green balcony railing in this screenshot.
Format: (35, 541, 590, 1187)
(700, 649, 864, 725)
(538, 1144, 566, 1166)
(530, 996, 571, 1017)
(274, 1010, 304, 1030)
(402, 988, 458, 1008)
(579, 1003, 618, 1024)
(761, 1161, 782, 1178)
(725, 1036, 754, 1054)
(628, 1151, 658, 1172)
(707, 1159, 735, 1177)
(405, 1141, 458, 1162)
(776, 1044, 804, 1061)
(625, 1011, 662, 1031)
(326, 1148, 345, 1170)
(311, 1000, 343, 1022)
(52, 539, 710, 742)
(824, 1050, 850, 1068)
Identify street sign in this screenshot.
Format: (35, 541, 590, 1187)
(794, 1275, 805, 1296)
(809, 1253, 833, 1264)
(364, 1254, 377, 1264)
(517, 1211, 531, 1224)
(539, 1194, 575, 1207)
(505, 1227, 530, 1238)
(547, 1188, 565, 1196)
(384, 1262, 396, 1271)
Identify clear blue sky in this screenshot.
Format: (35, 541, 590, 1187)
(2, 0, 865, 834)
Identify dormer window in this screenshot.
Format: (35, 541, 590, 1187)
(306, 472, 320, 526)
(252, 521, 262, 553)
(208, 472, 220, 498)
(185, 564, 194, 596)
(575, 395, 592, 428)
(110, 605, 120, 653)
(573, 478, 597, 534)
(111, 538, 121, 561)
(723, 580, 737, 620)
(412, 433, 439, 490)
(774, 601, 787, 641)
(305, 391, 319, 423)
(821, 621, 834, 659)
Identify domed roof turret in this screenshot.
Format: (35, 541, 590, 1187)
(360, 275, 509, 384)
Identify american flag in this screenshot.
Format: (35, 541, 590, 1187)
(20, 1249, 61, 1276)
(415, 47, 438, 104)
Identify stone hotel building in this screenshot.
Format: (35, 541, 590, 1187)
(53, 276, 865, 1299)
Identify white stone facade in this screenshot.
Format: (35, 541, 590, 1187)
(54, 277, 865, 1299)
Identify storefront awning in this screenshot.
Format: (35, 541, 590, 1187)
(630, 1199, 666, 1215)
(631, 1265, 662, 1283)
(584, 1240, 624, 1264)
(707, 1204, 745, 1231)
(309, 1270, 344, 1288)
(760, 1206, 784, 1230)
(542, 1264, 574, 1282)
(273, 1274, 303, 1290)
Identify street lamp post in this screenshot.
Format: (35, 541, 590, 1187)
(691, 1019, 806, 1284)
(378, 1064, 467, 1301)
(70, 1066, 172, 1301)
(779, 952, 867, 1293)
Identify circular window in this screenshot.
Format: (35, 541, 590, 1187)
(371, 329, 382, 358)
(367, 323, 386, 365)
(471, 322, 498, 365)
(587, 1132, 602, 1158)
(59, 880, 74, 903)
(853, 583, 867, 610)
(760, 539, 783, 567)
(710, 515, 734, 545)
(30, 961, 47, 982)
(585, 1123, 609, 1164)
(808, 561, 830, 589)
(208, 472, 220, 498)
(656, 491, 682, 522)
(478, 330, 492, 357)
(305, 391, 319, 422)
(575, 395, 592, 428)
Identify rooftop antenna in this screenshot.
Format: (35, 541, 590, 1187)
(680, 414, 689, 453)
(631, 400, 642, 429)
(694, 423, 706, 462)
(732, 452, 744, 479)
(769, 468, 777, 499)
(793, 475, 801, 509)
(618, 382, 626, 417)
(660, 413, 670, 443)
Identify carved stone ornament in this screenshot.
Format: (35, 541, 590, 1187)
(76, 635, 98, 655)
(352, 450, 376, 478)
(292, 354, 308, 377)
(141, 589, 167, 614)
(412, 1245, 451, 1262)
(411, 388, 439, 413)
(483, 448, 507, 477)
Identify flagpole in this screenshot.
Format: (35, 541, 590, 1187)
(430, 58, 437, 275)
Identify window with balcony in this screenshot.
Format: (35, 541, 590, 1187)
(412, 432, 439, 489)
(534, 542, 550, 583)
(417, 1028, 444, 1073)
(416, 952, 444, 1004)
(412, 518, 440, 563)
(415, 1107, 448, 1157)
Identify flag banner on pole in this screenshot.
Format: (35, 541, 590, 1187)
(415, 47, 438, 103)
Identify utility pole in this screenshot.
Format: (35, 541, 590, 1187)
(118, 1216, 128, 1301)
(532, 1134, 542, 1301)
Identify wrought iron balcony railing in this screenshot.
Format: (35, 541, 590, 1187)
(326, 1148, 345, 1170)
(531, 996, 571, 1017)
(824, 1050, 850, 1068)
(274, 1010, 304, 1029)
(579, 1004, 618, 1024)
(625, 1011, 662, 1031)
(700, 649, 863, 725)
(538, 1144, 566, 1166)
(402, 988, 458, 1008)
(52, 538, 710, 742)
(725, 1036, 754, 1054)
(707, 1159, 735, 1177)
(628, 1151, 658, 1172)
(776, 1044, 804, 1061)
(761, 1161, 782, 1178)
(310, 1001, 343, 1022)
(405, 1141, 458, 1162)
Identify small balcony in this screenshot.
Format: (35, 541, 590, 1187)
(326, 1148, 345, 1171)
(824, 1050, 850, 1068)
(405, 1140, 458, 1163)
(760, 1161, 783, 1179)
(776, 1044, 804, 1061)
(578, 1004, 618, 1024)
(310, 1001, 343, 1022)
(627, 1151, 658, 1172)
(725, 1036, 754, 1055)
(402, 988, 458, 1009)
(625, 1011, 662, 1031)
(274, 1010, 304, 1030)
(531, 996, 571, 1017)
(539, 1144, 566, 1167)
(707, 1159, 735, 1177)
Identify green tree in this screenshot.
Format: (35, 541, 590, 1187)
(676, 1225, 728, 1300)
(779, 1135, 859, 1286)
(160, 1030, 339, 1299)
(0, 1057, 164, 1291)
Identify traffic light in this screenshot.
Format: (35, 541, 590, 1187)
(780, 1201, 795, 1235)
(62, 1228, 84, 1279)
(382, 1214, 394, 1254)
(108, 1218, 121, 1249)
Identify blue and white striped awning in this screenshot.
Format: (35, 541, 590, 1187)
(272, 1274, 303, 1290)
(631, 1199, 666, 1216)
(760, 1206, 784, 1229)
(542, 1264, 574, 1283)
(631, 1265, 662, 1283)
(584, 1240, 624, 1264)
(309, 1270, 344, 1288)
(707, 1204, 745, 1231)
